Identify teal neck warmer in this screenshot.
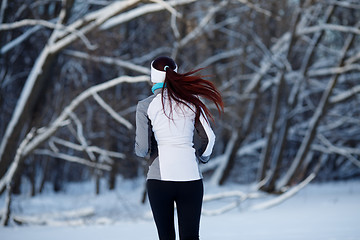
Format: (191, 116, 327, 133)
(152, 82, 166, 93)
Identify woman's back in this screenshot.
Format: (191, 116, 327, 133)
(149, 90, 195, 147)
(147, 90, 202, 181)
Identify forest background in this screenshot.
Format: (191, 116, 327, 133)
(0, 0, 360, 226)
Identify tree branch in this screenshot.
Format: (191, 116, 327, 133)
(149, 0, 182, 18)
(237, 0, 280, 20)
(184, 1, 228, 46)
(329, 0, 360, 10)
(92, 92, 134, 130)
(330, 85, 360, 104)
(250, 172, 316, 211)
(0, 19, 57, 31)
(307, 64, 360, 77)
(100, 0, 196, 30)
(68, 112, 96, 161)
(49, 0, 141, 53)
(33, 149, 112, 171)
(298, 24, 360, 36)
(63, 50, 150, 75)
(49, 137, 125, 160)
(316, 134, 360, 168)
(1, 26, 42, 54)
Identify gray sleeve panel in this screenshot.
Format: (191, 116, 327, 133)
(146, 157, 161, 179)
(135, 95, 156, 158)
(194, 118, 210, 162)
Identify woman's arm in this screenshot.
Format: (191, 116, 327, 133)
(194, 114, 215, 163)
(135, 101, 151, 158)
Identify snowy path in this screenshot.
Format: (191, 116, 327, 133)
(1, 181, 359, 240)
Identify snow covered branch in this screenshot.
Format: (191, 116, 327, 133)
(237, 0, 279, 19)
(33, 149, 112, 171)
(203, 170, 316, 215)
(64, 50, 150, 75)
(298, 24, 360, 36)
(0, 19, 57, 31)
(329, 0, 360, 10)
(0, 19, 96, 50)
(49, 137, 125, 161)
(316, 134, 360, 168)
(12, 207, 95, 226)
(177, 0, 228, 49)
(245, 32, 290, 93)
(250, 173, 316, 211)
(196, 48, 243, 69)
(92, 92, 134, 130)
(329, 85, 360, 104)
(100, 0, 196, 30)
(346, 51, 360, 65)
(202, 190, 261, 216)
(49, 0, 142, 53)
(0, 26, 42, 54)
(308, 64, 360, 77)
(68, 112, 96, 161)
(149, 0, 182, 18)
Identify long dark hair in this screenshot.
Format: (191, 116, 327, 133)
(152, 56, 224, 123)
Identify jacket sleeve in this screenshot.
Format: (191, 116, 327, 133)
(135, 100, 151, 158)
(194, 113, 215, 163)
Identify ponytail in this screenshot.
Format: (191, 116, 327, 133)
(162, 67, 224, 123)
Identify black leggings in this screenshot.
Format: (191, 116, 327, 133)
(147, 179, 203, 240)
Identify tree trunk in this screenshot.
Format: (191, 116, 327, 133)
(257, 72, 284, 184)
(39, 157, 50, 194)
(219, 90, 260, 185)
(109, 160, 118, 190)
(1, 184, 12, 226)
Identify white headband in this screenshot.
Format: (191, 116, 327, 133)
(150, 60, 178, 83)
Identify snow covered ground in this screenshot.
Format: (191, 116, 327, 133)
(0, 179, 359, 240)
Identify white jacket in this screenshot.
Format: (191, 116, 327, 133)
(135, 89, 215, 181)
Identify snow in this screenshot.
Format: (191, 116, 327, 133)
(0, 179, 359, 240)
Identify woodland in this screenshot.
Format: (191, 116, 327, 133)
(0, 0, 360, 226)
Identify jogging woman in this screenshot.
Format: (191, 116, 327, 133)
(135, 56, 223, 240)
